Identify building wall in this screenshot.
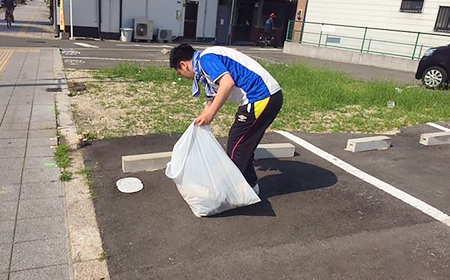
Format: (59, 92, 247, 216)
(299, 0, 450, 59)
(57, 0, 218, 39)
(304, 0, 447, 34)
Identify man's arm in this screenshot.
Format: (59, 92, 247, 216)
(194, 73, 235, 126)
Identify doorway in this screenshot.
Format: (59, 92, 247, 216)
(184, 1, 199, 39)
(235, 0, 254, 42)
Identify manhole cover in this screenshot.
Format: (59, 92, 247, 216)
(46, 88, 62, 92)
(116, 177, 144, 193)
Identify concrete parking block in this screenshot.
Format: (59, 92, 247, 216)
(22, 167, 60, 183)
(29, 121, 56, 130)
(0, 131, 28, 139)
(15, 216, 65, 242)
(25, 146, 56, 157)
(0, 169, 22, 185)
(254, 143, 296, 159)
(17, 197, 64, 219)
(20, 181, 63, 200)
(0, 123, 29, 131)
(0, 139, 26, 148)
(0, 221, 15, 245)
(0, 158, 23, 170)
(123, 143, 296, 173)
(9, 264, 69, 280)
(122, 151, 172, 173)
(0, 244, 11, 273)
(27, 137, 58, 147)
(24, 157, 56, 169)
(420, 132, 450, 146)
(0, 184, 20, 202)
(345, 136, 391, 152)
(28, 129, 56, 139)
(0, 200, 18, 222)
(10, 238, 67, 272)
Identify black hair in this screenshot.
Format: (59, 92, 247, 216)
(169, 44, 196, 69)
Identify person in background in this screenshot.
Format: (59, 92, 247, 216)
(264, 13, 276, 34)
(4, 0, 15, 22)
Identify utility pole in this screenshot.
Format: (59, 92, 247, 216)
(70, 0, 73, 39)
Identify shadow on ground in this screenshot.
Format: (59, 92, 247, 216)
(214, 159, 337, 217)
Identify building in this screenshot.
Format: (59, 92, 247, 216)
(55, 0, 219, 41)
(288, 0, 450, 62)
(54, 0, 298, 44)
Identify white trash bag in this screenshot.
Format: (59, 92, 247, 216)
(165, 122, 261, 217)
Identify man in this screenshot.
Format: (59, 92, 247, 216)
(264, 13, 276, 34)
(169, 44, 283, 194)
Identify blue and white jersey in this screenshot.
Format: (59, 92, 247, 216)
(197, 47, 281, 105)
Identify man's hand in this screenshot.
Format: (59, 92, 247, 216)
(194, 110, 215, 126)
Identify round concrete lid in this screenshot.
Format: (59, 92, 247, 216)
(116, 177, 143, 193)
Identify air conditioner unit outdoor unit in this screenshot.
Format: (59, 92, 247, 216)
(134, 19, 153, 41)
(158, 29, 173, 42)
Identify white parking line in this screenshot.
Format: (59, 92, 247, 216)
(116, 44, 172, 48)
(426, 122, 450, 132)
(276, 130, 450, 228)
(62, 56, 168, 62)
(74, 42, 100, 48)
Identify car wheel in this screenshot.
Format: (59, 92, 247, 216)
(422, 66, 448, 89)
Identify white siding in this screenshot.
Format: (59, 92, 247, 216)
(301, 0, 450, 59)
(57, 0, 98, 29)
(305, 0, 448, 34)
(59, 0, 218, 38)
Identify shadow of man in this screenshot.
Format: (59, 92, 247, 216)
(213, 158, 338, 218)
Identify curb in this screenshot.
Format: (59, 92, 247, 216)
(53, 48, 111, 280)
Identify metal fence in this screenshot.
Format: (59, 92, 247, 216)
(286, 20, 450, 60)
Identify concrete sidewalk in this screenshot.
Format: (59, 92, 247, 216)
(0, 48, 69, 279)
(0, 0, 54, 40)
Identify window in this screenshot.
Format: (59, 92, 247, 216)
(400, 0, 424, 13)
(435, 6, 450, 33)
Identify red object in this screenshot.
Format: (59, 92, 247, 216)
(270, 13, 276, 18)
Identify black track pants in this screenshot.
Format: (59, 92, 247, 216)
(226, 91, 283, 187)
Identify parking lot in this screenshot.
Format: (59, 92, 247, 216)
(82, 121, 450, 279)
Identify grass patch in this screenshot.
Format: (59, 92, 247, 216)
(60, 171, 72, 182)
(69, 63, 450, 138)
(55, 144, 71, 169)
(264, 63, 450, 133)
(98, 250, 109, 262)
(55, 143, 73, 182)
(77, 167, 96, 200)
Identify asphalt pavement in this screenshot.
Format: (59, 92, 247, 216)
(82, 129, 450, 280)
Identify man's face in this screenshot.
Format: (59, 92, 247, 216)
(176, 60, 194, 80)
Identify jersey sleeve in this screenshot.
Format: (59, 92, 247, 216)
(199, 54, 229, 83)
